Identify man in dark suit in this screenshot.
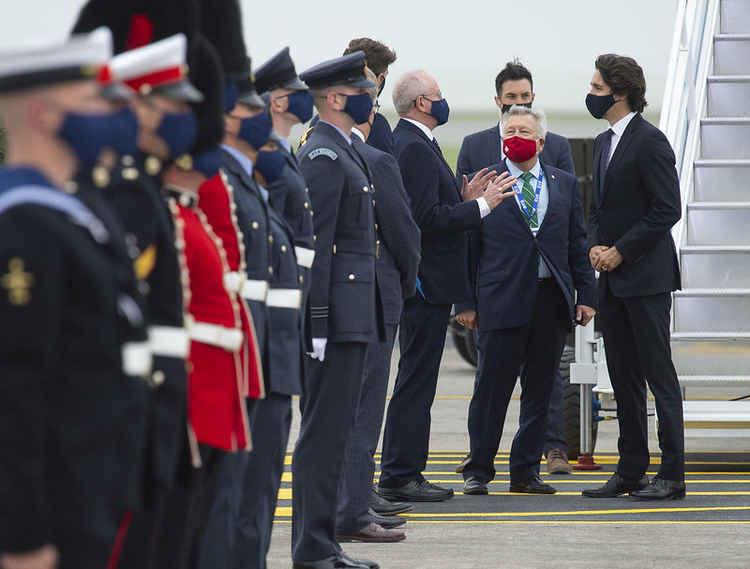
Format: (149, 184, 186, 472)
(582, 54, 685, 501)
(456, 60, 577, 474)
(336, 73, 420, 543)
(293, 51, 383, 569)
(457, 60, 574, 180)
(376, 70, 519, 503)
(457, 106, 596, 496)
(342, 38, 398, 155)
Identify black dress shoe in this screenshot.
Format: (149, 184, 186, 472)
(463, 476, 488, 495)
(509, 475, 556, 494)
(293, 553, 374, 568)
(376, 479, 454, 502)
(582, 473, 649, 498)
(339, 552, 380, 569)
(630, 477, 686, 500)
(370, 487, 413, 515)
(336, 522, 406, 543)
(368, 508, 407, 528)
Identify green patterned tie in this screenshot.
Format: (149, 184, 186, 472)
(520, 171, 538, 227)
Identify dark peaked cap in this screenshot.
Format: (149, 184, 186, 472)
(71, 0, 199, 54)
(299, 51, 375, 90)
(255, 47, 308, 94)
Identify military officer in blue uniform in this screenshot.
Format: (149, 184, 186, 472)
(293, 51, 384, 569)
(0, 28, 152, 569)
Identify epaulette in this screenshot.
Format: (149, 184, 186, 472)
(298, 126, 314, 148)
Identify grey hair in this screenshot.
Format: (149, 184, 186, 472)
(501, 105, 548, 139)
(392, 70, 431, 116)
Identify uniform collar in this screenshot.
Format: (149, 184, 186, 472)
(402, 117, 434, 141)
(0, 166, 56, 193)
(221, 143, 254, 178)
(319, 119, 352, 145)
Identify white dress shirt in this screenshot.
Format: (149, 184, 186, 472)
(402, 117, 490, 217)
(608, 111, 636, 162)
(351, 127, 366, 142)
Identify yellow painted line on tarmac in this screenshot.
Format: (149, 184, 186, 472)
(403, 520, 750, 525)
(279, 473, 750, 482)
(401, 506, 750, 518)
(454, 491, 750, 496)
(373, 471, 750, 476)
(422, 479, 750, 484)
(278, 488, 292, 499)
(281, 472, 292, 482)
(276, 506, 292, 517)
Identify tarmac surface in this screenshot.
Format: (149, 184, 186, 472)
(266, 340, 750, 569)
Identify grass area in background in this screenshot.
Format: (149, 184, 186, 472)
(443, 146, 460, 175)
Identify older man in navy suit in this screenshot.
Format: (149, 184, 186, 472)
(376, 70, 519, 503)
(455, 60, 578, 476)
(457, 106, 596, 496)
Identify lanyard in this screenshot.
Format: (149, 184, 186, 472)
(515, 169, 544, 224)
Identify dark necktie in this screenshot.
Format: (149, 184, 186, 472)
(598, 128, 614, 199)
(431, 137, 443, 157)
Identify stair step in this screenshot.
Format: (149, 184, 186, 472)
(678, 375, 750, 386)
(721, 0, 750, 34)
(694, 160, 750, 201)
(672, 333, 750, 375)
(708, 76, 750, 116)
(700, 118, 750, 158)
(686, 202, 750, 244)
(674, 290, 750, 332)
(714, 34, 750, 75)
(680, 246, 750, 288)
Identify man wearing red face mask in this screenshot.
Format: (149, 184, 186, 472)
(456, 105, 597, 496)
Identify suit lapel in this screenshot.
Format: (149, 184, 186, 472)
(602, 113, 641, 199)
(537, 162, 557, 236)
(493, 123, 503, 164)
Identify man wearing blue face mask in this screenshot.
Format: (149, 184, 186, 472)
(376, 70, 518, 503)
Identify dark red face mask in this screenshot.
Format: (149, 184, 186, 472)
(503, 135, 538, 163)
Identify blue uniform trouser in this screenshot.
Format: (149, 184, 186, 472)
(336, 323, 398, 531)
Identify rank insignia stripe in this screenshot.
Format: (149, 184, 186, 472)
(1, 258, 34, 306)
(308, 148, 338, 161)
(134, 244, 158, 280)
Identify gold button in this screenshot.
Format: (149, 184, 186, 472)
(252, 221, 259, 230)
(281, 245, 287, 253)
(375, 223, 379, 231)
(122, 155, 135, 167)
(122, 167, 139, 181)
(268, 235, 274, 244)
(152, 370, 165, 386)
(348, 273, 355, 280)
(299, 275, 304, 284)
(363, 186, 369, 193)
(304, 202, 309, 209)
(310, 210, 314, 216)
(268, 266, 274, 275)
(313, 235, 317, 241)
(372, 199, 376, 206)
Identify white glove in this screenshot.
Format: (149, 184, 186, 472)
(308, 337, 328, 362)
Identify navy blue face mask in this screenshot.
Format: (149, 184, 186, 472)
(157, 111, 198, 159)
(110, 107, 139, 157)
(193, 147, 222, 178)
(427, 97, 450, 126)
(341, 92, 374, 125)
(585, 93, 616, 119)
(287, 90, 314, 124)
(254, 149, 286, 184)
(237, 111, 272, 150)
(58, 109, 139, 171)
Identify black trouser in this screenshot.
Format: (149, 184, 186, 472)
(599, 281, 684, 481)
(292, 341, 368, 563)
(379, 297, 452, 487)
(463, 280, 569, 484)
(233, 393, 292, 569)
(337, 323, 398, 532)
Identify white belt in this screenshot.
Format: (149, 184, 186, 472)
(224, 271, 244, 294)
(241, 279, 269, 302)
(122, 341, 152, 377)
(295, 246, 315, 269)
(266, 288, 303, 309)
(190, 321, 244, 352)
(149, 326, 190, 358)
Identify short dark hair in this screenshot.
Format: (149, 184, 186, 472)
(343, 38, 397, 76)
(595, 53, 648, 112)
(494, 60, 533, 96)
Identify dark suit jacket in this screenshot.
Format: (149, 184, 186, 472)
(297, 121, 384, 343)
(352, 136, 420, 324)
(393, 118, 482, 305)
(368, 112, 395, 156)
(588, 113, 681, 298)
(456, 123, 575, 179)
(458, 160, 596, 332)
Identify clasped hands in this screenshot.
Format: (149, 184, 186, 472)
(590, 245, 623, 273)
(461, 168, 519, 210)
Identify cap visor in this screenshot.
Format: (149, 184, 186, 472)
(347, 78, 376, 88)
(155, 80, 204, 103)
(100, 82, 134, 102)
(237, 91, 266, 109)
(283, 77, 309, 91)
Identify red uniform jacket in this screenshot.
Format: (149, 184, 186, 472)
(198, 171, 264, 400)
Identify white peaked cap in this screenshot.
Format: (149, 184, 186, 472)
(0, 27, 112, 93)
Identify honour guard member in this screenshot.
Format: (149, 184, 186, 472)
(293, 51, 384, 569)
(336, 69, 420, 544)
(0, 28, 152, 569)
